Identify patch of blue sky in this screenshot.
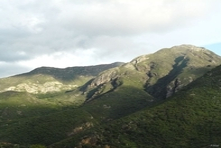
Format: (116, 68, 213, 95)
(204, 42, 221, 56)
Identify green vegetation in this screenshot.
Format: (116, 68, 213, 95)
(52, 65, 221, 148)
(0, 108, 95, 146)
(24, 62, 124, 82)
(84, 45, 221, 103)
(0, 45, 221, 147)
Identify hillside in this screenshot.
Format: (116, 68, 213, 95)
(0, 62, 123, 108)
(84, 45, 221, 102)
(51, 60, 221, 148)
(0, 45, 221, 147)
(23, 62, 124, 81)
(0, 62, 123, 94)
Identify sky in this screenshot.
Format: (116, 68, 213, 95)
(0, 0, 221, 78)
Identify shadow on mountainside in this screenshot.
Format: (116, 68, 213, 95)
(82, 86, 156, 122)
(145, 56, 216, 100)
(145, 56, 188, 99)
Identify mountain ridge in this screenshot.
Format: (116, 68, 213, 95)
(50, 64, 221, 148)
(0, 62, 124, 94)
(1, 44, 221, 147)
(17, 62, 124, 81)
(84, 44, 221, 102)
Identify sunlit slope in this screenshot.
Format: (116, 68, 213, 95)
(52, 63, 221, 148)
(0, 62, 123, 94)
(84, 45, 221, 102)
(1, 45, 221, 147)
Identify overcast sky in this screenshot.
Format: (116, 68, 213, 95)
(0, 0, 221, 78)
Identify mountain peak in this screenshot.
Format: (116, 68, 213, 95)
(171, 44, 207, 51)
(86, 44, 221, 102)
(2, 45, 221, 147)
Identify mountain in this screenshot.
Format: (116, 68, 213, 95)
(52, 64, 221, 148)
(0, 62, 124, 94)
(0, 44, 221, 147)
(0, 62, 124, 109)
(0, 62, 124, 146)
(84, 45, 221, 101)
(23, 62, 124, 81)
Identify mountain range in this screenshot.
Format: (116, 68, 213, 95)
(0, 44, 221, 148)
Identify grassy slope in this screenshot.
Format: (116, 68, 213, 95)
(139, 46, 221, 99)
(0, 79, 153, 146)
(0, 69, 154, 146)
(53, 65, 221, 148)
(13, 62, 220, 147)
(1, 46, 221, 147)
(21, 62, 124, 82)
(0, 91, 59, 120)
(86, 45, 221, 103)
(83, 67, 154, 121)
(0, 63, 124, 115)
(0, 62, 124, 99)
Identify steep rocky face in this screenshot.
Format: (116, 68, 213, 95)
(84, 45, 221, 101)
(89, 67, 120, 87)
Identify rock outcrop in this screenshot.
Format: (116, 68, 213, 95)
(2, 81, 78, 94)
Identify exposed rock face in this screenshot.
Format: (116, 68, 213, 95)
(80, 136, 97, 147)
(68, 122, 94, 136)
(0, 62, 124, 95)
(2, 81, 77, 94)
(166, 78, 184, 98)
(90, 68, 120, 86)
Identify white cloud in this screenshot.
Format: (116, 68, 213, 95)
(53, 0, 213, 35)
(0, 0, 221, 77)
(18, 49, 99, 69)
(0, 62, 30, 78)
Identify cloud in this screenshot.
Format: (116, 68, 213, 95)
(54, 0, 213, 36)
(0, 50, 29, 62)
(0, 0, 221, 77)
(17, 50, 99, 68)
(0, 62, 30, 78)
